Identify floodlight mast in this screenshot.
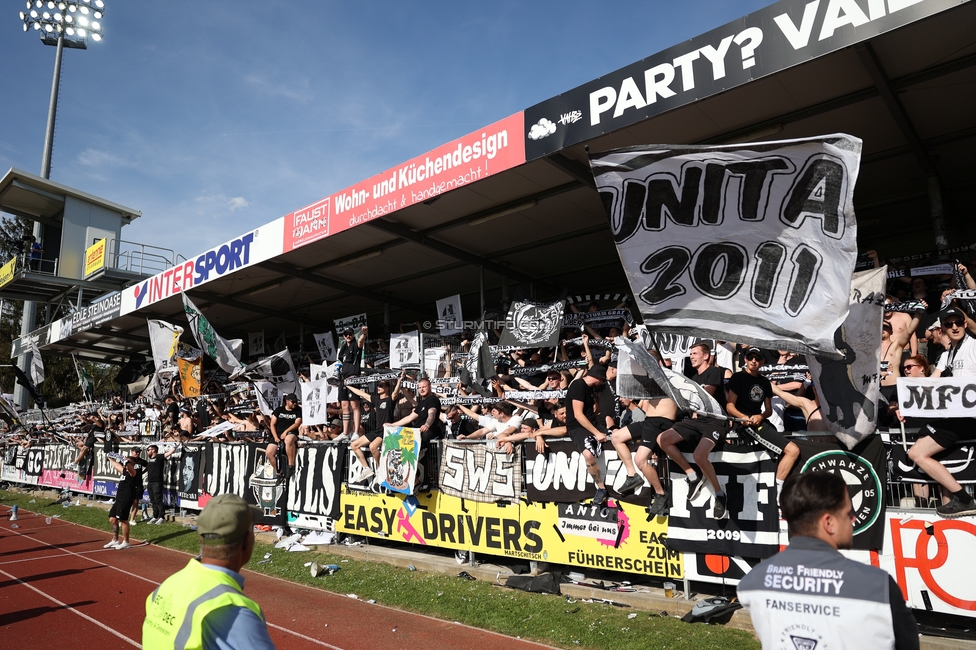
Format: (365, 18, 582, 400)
(14, 0, 105, 410)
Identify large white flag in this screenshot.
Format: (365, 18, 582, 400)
(299, 376, 335, 426)
(808, 266, 886, 449)
(181, 293, 244, 374)
(28, 340, 44, 386)
(147, 319, 184, 374)
(591, 134, 862, 358)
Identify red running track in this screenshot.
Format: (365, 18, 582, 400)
(0, 505, 554, 649)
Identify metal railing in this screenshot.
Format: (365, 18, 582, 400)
(106, 238, 179, 276)
(18, 252, 59, 276)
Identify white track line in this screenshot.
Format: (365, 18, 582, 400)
(0, 565, 141, 647)
(265, 623, 344, 650)
(1, 507, 554, 649)
(0, 520, 343, 649)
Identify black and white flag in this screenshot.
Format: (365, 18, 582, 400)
(459, 330, 494, 397)
(249, 331, 265, 357)
(28, 340, 44, 387)
(808, 267, 885, 449)
(313, 332, 336, 362)
(334, 313, 367, 335)
(497, 299, 566, 348)
(438, 441, 522, 503)
(591, 135, 862, 358)
(615, 336, 725, 418)
(390, 333, 420, 369)
(299, 376, 334, 425)
(436, 294, 463, 336)
(234, 348, 299, 395)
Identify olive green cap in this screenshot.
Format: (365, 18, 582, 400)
(198, 494, 262, 545)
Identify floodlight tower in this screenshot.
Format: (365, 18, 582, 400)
(14, 0, 105, 409)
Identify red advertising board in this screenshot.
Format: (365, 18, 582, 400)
(283, 112, 525, 252)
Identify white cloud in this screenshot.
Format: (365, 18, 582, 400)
(243, 73, 312, 103)
(77, 148, 130, 168)
(227, 196, 249, 211)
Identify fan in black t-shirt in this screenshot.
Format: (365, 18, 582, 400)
(267, 394, 303, 477)
(564, 364, 610, 506)
(347, 379, 401, 484)
(726, 347, 800, 494)
(337, 327, 368, 439)
(391, 378, 444, 444)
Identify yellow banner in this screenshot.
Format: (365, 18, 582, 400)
(0, 257, 16, 288)
(84, 238, 107, 277)
(335, 486, 682, 578)
(177, 356, 202, 397)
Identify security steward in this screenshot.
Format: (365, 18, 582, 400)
(738, 472, 918, 650)
(143, 494, 275, 649)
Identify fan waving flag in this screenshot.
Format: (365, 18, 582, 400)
(497, 299, 565, 349)
(615, 336, 725, 419)
(233, 348, 299, 395)
(591, 135, 862, 358)
(459, 330, 495, 397)
(181, 293, 244, 374)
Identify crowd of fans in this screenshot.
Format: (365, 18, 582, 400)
(4, 250, 976, 521)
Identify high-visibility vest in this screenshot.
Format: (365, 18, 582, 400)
(143, 559, 264, 649)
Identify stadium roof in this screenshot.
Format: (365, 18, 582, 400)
(26, 0, 976, 365)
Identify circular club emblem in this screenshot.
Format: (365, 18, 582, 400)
(801, 450, 881, 535)
(510, 302, 562, 345)
(749, 384, 764, 403)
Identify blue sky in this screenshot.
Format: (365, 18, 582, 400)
(0, 1, 771, 260)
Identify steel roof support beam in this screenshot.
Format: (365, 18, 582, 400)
(855, 42, 949, 250)
(257, 261, 426, 314)
(367, 219, 551, 289)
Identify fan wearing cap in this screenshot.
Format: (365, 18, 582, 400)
(907, 306, 976, 518)
(143, 494, 274, 649)
(267, 393, 302, 478)
(727, 347, 800, 495)
(564, 363, 610, 505)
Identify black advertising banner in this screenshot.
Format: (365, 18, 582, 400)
(666, 444, 781, 559)
(11, 322, 55, 358)
(793, 435, 887, 550)
(66, 292, 122, 336)
(523, 0, 967, 159)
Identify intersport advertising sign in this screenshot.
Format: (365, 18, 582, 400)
(120, 219, 284, 314)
